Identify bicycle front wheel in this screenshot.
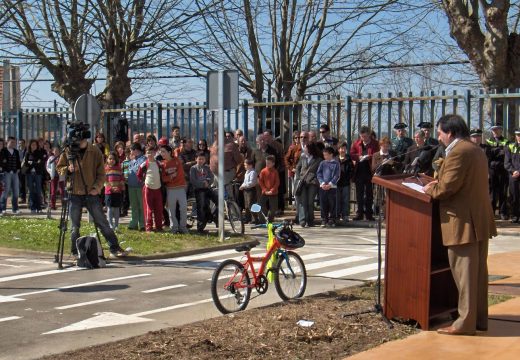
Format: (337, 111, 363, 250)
(274, 251, 307, 301)
(226, 200, 244, 234)
(211, 259, 251, 314)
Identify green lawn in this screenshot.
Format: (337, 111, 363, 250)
(0, 217, 248, 256)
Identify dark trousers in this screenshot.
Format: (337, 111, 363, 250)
(69, 194, 120, 255)
(510, 177, 520, 218)
(489, 169, 508, 216)
(319, 188, 337, 222)
(259, 194, 277, 222)
(19, 172, 26, 201)
(355, 178, 373, 217)
(195, 188, 218, 231)
(277, 170, 286, 212)
(121, 184, 130, 216)
(243, 188, 257, 222)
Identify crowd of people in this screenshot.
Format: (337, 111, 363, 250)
(0, 119, 519, 235)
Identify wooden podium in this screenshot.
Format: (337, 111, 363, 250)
(372, 174, 458, 330)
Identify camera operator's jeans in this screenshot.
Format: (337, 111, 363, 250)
(0, 171, 19, 212)
(69, 194, 120, 255)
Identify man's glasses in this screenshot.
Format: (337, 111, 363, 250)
(300, 136, 308, 139)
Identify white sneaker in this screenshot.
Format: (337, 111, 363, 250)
(12, 210, 20, 215)
(0, 211, 4, 217)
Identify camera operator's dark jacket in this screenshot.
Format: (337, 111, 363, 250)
(56, 143, 105, 195)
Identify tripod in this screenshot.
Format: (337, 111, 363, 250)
(54, 147, 101, 269)
(342, 183, 393, 328)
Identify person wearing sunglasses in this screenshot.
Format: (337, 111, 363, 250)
(319, 124, 338, 151)
(197, 139, 210, 164)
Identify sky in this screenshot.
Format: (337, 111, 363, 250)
(2, 1, 479, 111)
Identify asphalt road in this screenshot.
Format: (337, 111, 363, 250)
(0, 225, 519, 360)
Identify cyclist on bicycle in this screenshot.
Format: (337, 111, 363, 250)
(190, 151, 218, 233)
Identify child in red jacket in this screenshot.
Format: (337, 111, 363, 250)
(258, 155, 279, 222)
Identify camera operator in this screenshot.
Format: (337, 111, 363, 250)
(57, 137, 127, 259)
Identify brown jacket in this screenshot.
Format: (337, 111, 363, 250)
(425, 139, 496, 246)
(57, 144, 106, 195)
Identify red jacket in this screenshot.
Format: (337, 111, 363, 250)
(259, 167, 280, 195)
(350, 139, 380, 163)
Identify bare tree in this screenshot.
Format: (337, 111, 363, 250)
(0, 0, 99, 105)
(439, 0, 520, 131)
(187, 0, 407, 102)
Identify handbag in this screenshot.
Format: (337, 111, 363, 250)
(20, 160, 29, 175)
(294, 165, 313, 196)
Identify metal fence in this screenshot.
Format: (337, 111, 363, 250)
(2, 90, 520, 146)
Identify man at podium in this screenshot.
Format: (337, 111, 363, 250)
(423, 114, 496, 336)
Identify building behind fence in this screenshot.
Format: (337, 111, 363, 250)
(2, 90, 520, 147)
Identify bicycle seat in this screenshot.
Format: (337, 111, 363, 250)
(235, 243, 258, 252)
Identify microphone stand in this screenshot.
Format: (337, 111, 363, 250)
(342, 183, 393, 328)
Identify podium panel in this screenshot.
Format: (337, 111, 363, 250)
(373, 174, 458, 330)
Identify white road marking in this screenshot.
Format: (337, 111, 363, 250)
(5, 258, 53, 265)
(159, 249, 239, 262)
(305, 256, 370, 271)
(316, 262, 384, 279)
(0, 268, 79, 283)
(0, 295, 25, 303)
(0, 263, 26, 268)
(365, 274, 385, 281)
(142, 284, 187, 293)
(12, 274, 151, 297)
(0, 316, 22, 322)
(306, 246, 379, 253)
(43, 312, 153, 334)
(133, 297, 226, 317)
(55, 298, 115, 310)
(353, 236, 379, 244)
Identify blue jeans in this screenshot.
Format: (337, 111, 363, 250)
(69, 194, 121, 255)
(336, 185, 350, 219)
(297, 184, 318, 225)
(26, 173, 42, 211)
(1, 172, 19, 212)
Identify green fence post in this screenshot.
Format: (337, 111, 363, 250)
(408, 91, 414, 129)
(478, 89, 484, 130)
(377, 93, 382, 138)
(242, 100, 249, 140)
(453, 90, 458, 115)
(465, 90, 471, 128)
(346, 96, 352, 147)
(398, 92, 403, 123)
(441, 90, 446, 116)
(367, 93, 372, 130)
(157, 103, 163, 139)
(387, 92, 393, 137)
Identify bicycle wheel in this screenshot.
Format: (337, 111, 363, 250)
(186, 197, 196, 229)
(211, 259, 251, 314)
(274, 251, 307, 301)
(226, 200, 244, 234)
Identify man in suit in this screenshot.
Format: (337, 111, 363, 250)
(423, 114, 497, 336)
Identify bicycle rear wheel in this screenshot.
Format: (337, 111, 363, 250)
(226, 200, 244, 234)
(211, 259, 251, 314)
(186, 197, 196, 229)
(274, 251, 307, 301)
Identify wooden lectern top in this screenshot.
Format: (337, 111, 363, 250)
(372, 173, 434, 203)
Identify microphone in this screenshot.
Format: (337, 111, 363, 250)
(373, 144, 440, 176)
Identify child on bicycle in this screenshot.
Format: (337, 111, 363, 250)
(159, 145, 188, 234)
(104, 151, 125, 231)
(137, 145, 163, 232)
(258, 155, 279, 222)
(239, 158, 258, 224)
(190, 151, 218, 233)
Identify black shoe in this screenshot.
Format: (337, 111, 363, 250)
(352, 215, 363, 221)
(512, 217, 520, 224)
(501, 214, 509, 220)
(366, 216, 375, 221)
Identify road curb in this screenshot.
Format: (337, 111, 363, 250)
(0, 238, 261, 262)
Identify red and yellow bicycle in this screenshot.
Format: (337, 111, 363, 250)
(211, 204, 307, 314)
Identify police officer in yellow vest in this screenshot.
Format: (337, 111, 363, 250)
(505, 129, 520, 223)
(486, 125, 510, 220)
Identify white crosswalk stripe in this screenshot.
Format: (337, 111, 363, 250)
(316, 262, 384, 279)
(304, 256, 370, 271)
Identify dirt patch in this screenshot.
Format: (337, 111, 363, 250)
(42, 284, 418, 360)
